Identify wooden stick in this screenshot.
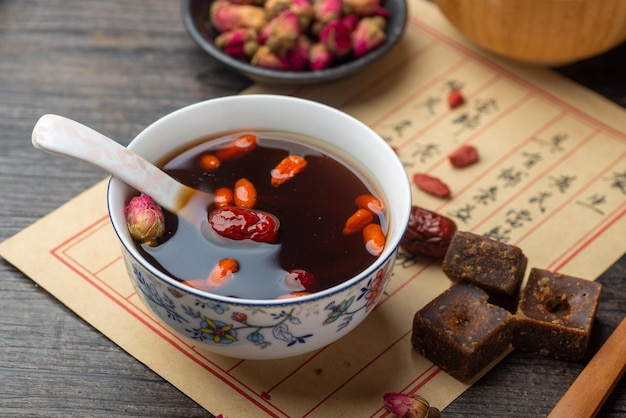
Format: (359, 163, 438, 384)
(548, 317, 626, 418)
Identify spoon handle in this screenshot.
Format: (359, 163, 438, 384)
(32, 114, 189, 212)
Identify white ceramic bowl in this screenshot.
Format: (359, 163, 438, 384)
(107, 95, 411, 359)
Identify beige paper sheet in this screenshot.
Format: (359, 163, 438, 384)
(1, 1, 625, 416)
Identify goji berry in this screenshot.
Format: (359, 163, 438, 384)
(199, 153, 221, 171)
(343, 208, 375, 235)
(354, 194, 384, 215)
(233, 177, 257, 208)
(214, 187, 234, 207)
(449, 144, 479, 168)
(413, 173, 451, 198)
(447, 89, 465, 109)
(209, 206, 279, 243)
(208, 258, 239, 287)
(284, 269, 320, 292)
(362, 223, 385, 256)
(215, 134, 257, 161)
(400, 205, 457, 258)
(271, 155, 308, 187)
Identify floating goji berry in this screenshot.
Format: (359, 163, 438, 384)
(449, 144, 479, 168)
(208, 258, 239, 287)
(447, 89, 465, 109)
(413, 173, 451, 198)
(215, 134, 257, 161)
(234, 177, 257, 208)
(214, 187, 234, 208)
(209, 206, 279, 243)
(363, 223, 385, 256)
(284, 269, 320, 292)
(199, 153, 221, 171)
(400, 205, 457, 258)
(271, 155, 308, 187)
(355, 194, 384, 215)
(343, 208, 375, 235)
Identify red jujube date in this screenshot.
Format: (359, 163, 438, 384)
(400, 205, 457, 258)
(209, 206, 279, 243)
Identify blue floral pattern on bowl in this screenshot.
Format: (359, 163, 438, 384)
(124, 251, 395, 359)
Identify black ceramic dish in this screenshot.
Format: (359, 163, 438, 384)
(181, 0, 408, 85)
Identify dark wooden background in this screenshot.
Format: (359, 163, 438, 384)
(0, 1, 624, 416)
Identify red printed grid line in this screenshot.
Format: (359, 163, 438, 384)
(412, 16, 626, 142)
(47, 202, 448, 418)
(345, 54, 473, 121)
(301, 328, 417, 417)
(387, 71, 511, 151)
(370, 364, 443, 418)
(440, 127, 600, 226)
(49, 217, 286, 417)
(513, 151, 626, 250)
(276, 16, 626, 414)
(291, 27, 441, 101)
(549, 202, 626, 272)
(45, 14, 626, 416)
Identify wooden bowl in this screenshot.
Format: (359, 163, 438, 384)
(436, 0, 626, 65)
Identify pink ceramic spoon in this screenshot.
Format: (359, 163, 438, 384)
(31, 114, 210, 213)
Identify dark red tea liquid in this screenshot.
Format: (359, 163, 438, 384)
(137, 131, 387, 299)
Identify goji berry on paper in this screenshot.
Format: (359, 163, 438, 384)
(413, 173, 451, 198)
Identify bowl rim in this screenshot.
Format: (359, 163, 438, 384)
(180, 0, 409, 83)
(107, 94, 412, 307)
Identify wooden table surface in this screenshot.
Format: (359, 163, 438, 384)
(0, 1, 624, 416)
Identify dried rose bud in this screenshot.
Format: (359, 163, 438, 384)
(290, 0, 315, 29)
(215, 28, 257, 59)
(243, 40, 260, 57)
(257, 23, 271, 44)
(352, 16, 386, 58)
(342, 13, 360, 32)
(313, 0, 342, 24)
(251, 45, 289, 69)
(285, 35, 311, 71)
(342, 0, 381, 16)
(284, 269, 320, 292)
(265, 10, 302, 53)
(319, 18, 353, 57)
(383, 392, 430, 418)
(124, 195, 164, 246)
(210, 1, 268, 32)
(309, 42, 333, 70)
(264, 0, 293, 18)
(228, 0, 264, 5)
(373, 6, 390, 18)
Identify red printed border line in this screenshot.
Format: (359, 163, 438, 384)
(50, 215, 439, 417)
(42, 8, 626, 416)
(49, 216, 284, 416)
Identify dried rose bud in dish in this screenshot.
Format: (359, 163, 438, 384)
(209, 0, 391, 71)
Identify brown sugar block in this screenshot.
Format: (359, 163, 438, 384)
(411, 282, 515, 382)
(442, 231, 527, 311)
(513, 268, 602, 362)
